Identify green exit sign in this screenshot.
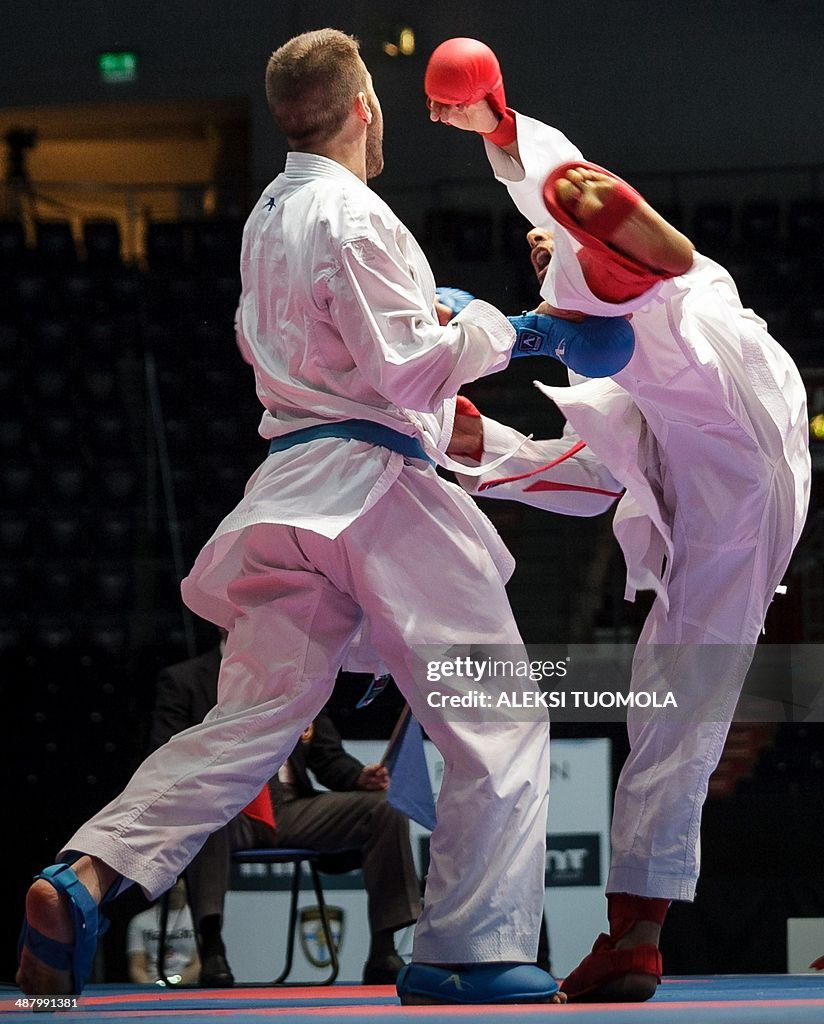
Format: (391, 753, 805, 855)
(98, 51, 138, 84)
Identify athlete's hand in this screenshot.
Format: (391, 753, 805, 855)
(447, 395, 484, 460)
(508, 311, 636, 376)
(436, 286, 477, 317)
(535, 300, 632, 324)
(533, 300, 586, 322)
(425, 37, 514, 143)
(427, 96, 499, 133)
(425, 37, 506, 111)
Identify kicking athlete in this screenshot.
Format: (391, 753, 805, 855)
(427, 36, 811, 1003)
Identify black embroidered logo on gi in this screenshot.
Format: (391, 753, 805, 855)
(517, 329, 544, 353)
(263, 196, 277, 210)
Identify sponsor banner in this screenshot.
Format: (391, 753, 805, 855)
(546, 833, 601, 887)
(230, 861, 366, 892)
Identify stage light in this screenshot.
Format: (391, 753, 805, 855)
(382, 26, 415, 58)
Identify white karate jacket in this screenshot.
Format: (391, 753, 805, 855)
(465, 115, 810, 622)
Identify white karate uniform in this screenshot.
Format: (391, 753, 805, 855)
(63, 153, 550, 964)
(465, 115, 811, 900)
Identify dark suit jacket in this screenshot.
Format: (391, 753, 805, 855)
(148, 646, 365, 810)
(149, 646, 223, 751)
(271, 712, 364, 806)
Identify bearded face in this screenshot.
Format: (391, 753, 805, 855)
(365, 90, 384, 179)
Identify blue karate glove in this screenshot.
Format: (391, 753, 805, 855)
(507, 312, 635, 377)
(436, 287, 476, 317)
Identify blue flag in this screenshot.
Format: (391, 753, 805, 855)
(355, 673, 391, 709)
(385, 710, 437, 831)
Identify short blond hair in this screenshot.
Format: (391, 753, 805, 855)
(265, 29, 369, 149)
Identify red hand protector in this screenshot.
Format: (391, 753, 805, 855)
(454, 394, 484, 461)
(425, 37, 506, 114)
(455, 394, 482, 418)
(425, 38, 517, 147)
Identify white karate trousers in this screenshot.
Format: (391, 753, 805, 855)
(63, 465, 550, 964)
(609, 486, 798, 901)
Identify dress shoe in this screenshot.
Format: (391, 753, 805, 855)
(362, 952, 405, 984)
(199, 952, 235, 987)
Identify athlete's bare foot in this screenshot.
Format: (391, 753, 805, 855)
(554, 167, 694, 276)
(604, 920, 661, 1001)
(16, 857, 117, 995)
(16, 879, 75, 995)
(579, 969, 659, 1002)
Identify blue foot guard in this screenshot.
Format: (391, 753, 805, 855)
(18, 863, 107, 994)
(397, 962, 560, 1005)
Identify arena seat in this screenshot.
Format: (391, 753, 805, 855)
(739, 199, 782, 247)
(91, 564, 134, 610)
(691, 201, 734, 258)
(0, 218, 26, 269)
(1, 463, 37, 507)
(787, 198, 824, 254)
(146, 221, 187, 271)
(0, 413, 26, 456)
(83, 218, 123, 267)
(96, 515, 136, 557)
(0, 516, 31, 558)
(35, 220, 77, 267)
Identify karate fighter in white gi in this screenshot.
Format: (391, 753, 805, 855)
(17, 29, 646, 1006)
(426, 37, 811, 1003)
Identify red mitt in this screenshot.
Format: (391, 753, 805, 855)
(425, 38, 516, 147)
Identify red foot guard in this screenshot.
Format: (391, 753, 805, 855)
(542, 160, 674, 303)
(560, 932, 663, 1003)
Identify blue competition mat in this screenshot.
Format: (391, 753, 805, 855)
(2, 975, 824, 1023)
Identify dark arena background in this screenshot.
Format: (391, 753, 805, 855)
(3, 2, 824, 1021)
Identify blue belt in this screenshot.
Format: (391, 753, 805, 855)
(268, 418, 432, 463)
